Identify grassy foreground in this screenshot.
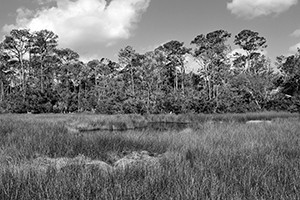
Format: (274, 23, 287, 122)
(0, 114, 300, 199)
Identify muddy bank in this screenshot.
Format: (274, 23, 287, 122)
(66, 115, 191, 132)
(9, 151, 180, 176)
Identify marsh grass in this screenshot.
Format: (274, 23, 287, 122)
(0, 114, 300, 199)
(146, 111, 299, 123)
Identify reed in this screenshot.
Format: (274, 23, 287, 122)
(0, 114, 299, 199)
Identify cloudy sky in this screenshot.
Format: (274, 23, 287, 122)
(1, 0, 300, 64)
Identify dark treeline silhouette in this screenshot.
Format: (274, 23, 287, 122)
(0, 29, 299, 114)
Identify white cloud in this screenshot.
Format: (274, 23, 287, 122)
(35, 0, 56, 5)
(291, 29, 300, 37)
(289, 42, 300, 52)
(184, 54, 204, 74)
(290, 29, 300, 53)
(227, 0, 298, 19)
(2, 8, 34, 33)
(228, 48, 247, 57)
(228, 48, 267, 57)
(3, 0, 151, 59)
(139, 39, 172, 54)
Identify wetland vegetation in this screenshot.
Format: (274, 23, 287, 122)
(0, 113, 299, 199)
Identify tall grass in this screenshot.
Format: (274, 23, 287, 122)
(146, 111, 299, 123)
(0, 115, 300, 199)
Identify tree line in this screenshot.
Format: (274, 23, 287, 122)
(0, 29, 299, 114)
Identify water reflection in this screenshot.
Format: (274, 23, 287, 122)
(136, 122, 190, 132)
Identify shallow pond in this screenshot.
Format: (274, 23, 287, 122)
(138, 122, 190, 132)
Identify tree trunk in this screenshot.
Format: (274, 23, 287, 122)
(130, 66, 135, 96)
(19, 57, 26, 100)
(40, 62, 44, 93)
(147, 87, 150, 114)
(77, 81, 81, 112)
(245, 52, 252, 73)
(207, 78, 212, 101)
(94, 69, 101, 103)
(0, 80, 3, 103)
(181, 63, 185, 91)
(146, 78, 154, 114)
(247, 89, 261, 110)
(175, 67, 178, 92)
(214, 85, 219, 113)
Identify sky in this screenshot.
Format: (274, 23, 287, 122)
(1, 0, 300, 66)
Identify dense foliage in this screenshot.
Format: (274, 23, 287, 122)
(0, 29, 299, 114)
